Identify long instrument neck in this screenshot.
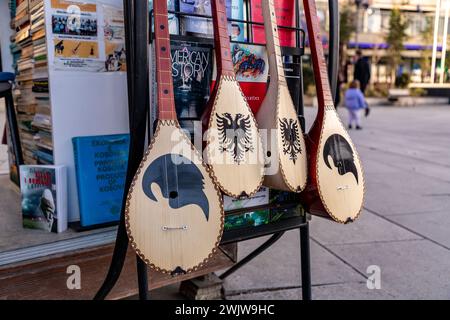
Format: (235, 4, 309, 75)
(262, 0, 287, 86)
(303, 0, 334, 109)
(211, 0, 235, 78)
(154, 0, 177, 120)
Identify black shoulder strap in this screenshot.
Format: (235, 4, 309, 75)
(94, 0, 150, 300)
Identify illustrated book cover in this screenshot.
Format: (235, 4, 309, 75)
(20, 165, 68, 233)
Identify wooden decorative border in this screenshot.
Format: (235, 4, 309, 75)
(124, 120, 225, 275)
(205, 75, 265, 199)
(275, 84, 308, 193)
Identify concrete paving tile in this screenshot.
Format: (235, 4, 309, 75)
(312, 282, 397, 300)
(227, 288, 302, 300)
(309, 211, 422, 245)
(364, 184, 450, 216)
(389, 211, 450, 249)
(327, 239, 450, 299)
(221, 230, 363, 293)
(360, 148, 450, 184)
(227, 282, 395, 300)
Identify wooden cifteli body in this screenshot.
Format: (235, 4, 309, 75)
(256, 0, 308, 192)
(125, 1, 223, 274)
(300, 0, 365, 223)
(202, 0, 264, 199)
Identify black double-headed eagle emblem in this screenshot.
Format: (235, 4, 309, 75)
(279, 118, 302, 164)
(216, 112, 254, 164)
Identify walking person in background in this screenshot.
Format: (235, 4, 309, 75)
(345, 80, 368, 130)
(353, 50, 370, 94)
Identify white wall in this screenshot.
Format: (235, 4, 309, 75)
(0, 0, 14, 72)
(44, 0, 129, 222)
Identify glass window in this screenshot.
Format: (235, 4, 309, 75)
(366, 8, 381, 33)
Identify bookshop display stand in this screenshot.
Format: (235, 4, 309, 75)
(96, 0, 339, 301)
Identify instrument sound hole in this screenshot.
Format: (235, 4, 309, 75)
(169, 191, 178, 199)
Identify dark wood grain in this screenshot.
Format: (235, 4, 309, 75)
(0, 244, 235, 300)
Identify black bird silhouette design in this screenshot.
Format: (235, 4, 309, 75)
(216, 112, 254, 164)
(142, 154, 209, 220)
(279, 118, 302, 164)
(323, 134, 359, 184)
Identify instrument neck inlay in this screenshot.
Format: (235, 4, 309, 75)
(211, 0, 235, 78)
(154, 1, 177, 120)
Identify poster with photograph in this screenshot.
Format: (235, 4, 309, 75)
(50, 0, 103, 71)
(51, 14, 98, 38)
(104, 41, 126, 71)
(103, 5, 125, 41)
(103, 5, 126, 71)
(53, 39, 99, 59)
(179, 0, 245, 41)
(149, 0, 179, 35)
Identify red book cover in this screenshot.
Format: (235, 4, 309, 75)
(251, 0, 296, 47)
(212, 43, 269, 114)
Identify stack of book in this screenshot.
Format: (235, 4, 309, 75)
(29, 0, 53, 164)
(14, 0, 38, 164)
(8, 0, 17, 21)
(10, 0, 53, 165)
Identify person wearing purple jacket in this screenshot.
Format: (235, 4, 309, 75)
(344, 80, 368, 130)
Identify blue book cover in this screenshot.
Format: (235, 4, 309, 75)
(72, 134, 129, 227)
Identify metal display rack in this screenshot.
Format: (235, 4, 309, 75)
(95, 0, 339, 301)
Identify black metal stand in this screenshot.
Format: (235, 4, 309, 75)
(300, 222, 312, 300)
(95, 0, 342, 301)
(0, 79, 23, 185)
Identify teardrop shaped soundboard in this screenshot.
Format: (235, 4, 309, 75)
(300, 0, 364, 223)
(256, 0, 307, 192)
(126, 121, 223, 274)
(204, 76, 265, 198)
(126, 1, 223, 274)
(203, 0, 264, 198)
(312, 109, 365, 222)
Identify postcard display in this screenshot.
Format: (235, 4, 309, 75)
(8, 0, 129, 223)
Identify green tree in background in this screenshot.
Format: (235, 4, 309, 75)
(385, 8, 409, 87)
(339, 5, 355, 81)
(420, 16, 434, 82)
(340, 4, 355, 45)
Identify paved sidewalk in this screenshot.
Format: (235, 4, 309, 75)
(222, 105, 450, 300)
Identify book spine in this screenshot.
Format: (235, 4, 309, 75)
(72, 139, 84, 226)
(57, 166, 68, 233)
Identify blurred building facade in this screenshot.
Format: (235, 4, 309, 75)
(335, 0, 444, 85)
